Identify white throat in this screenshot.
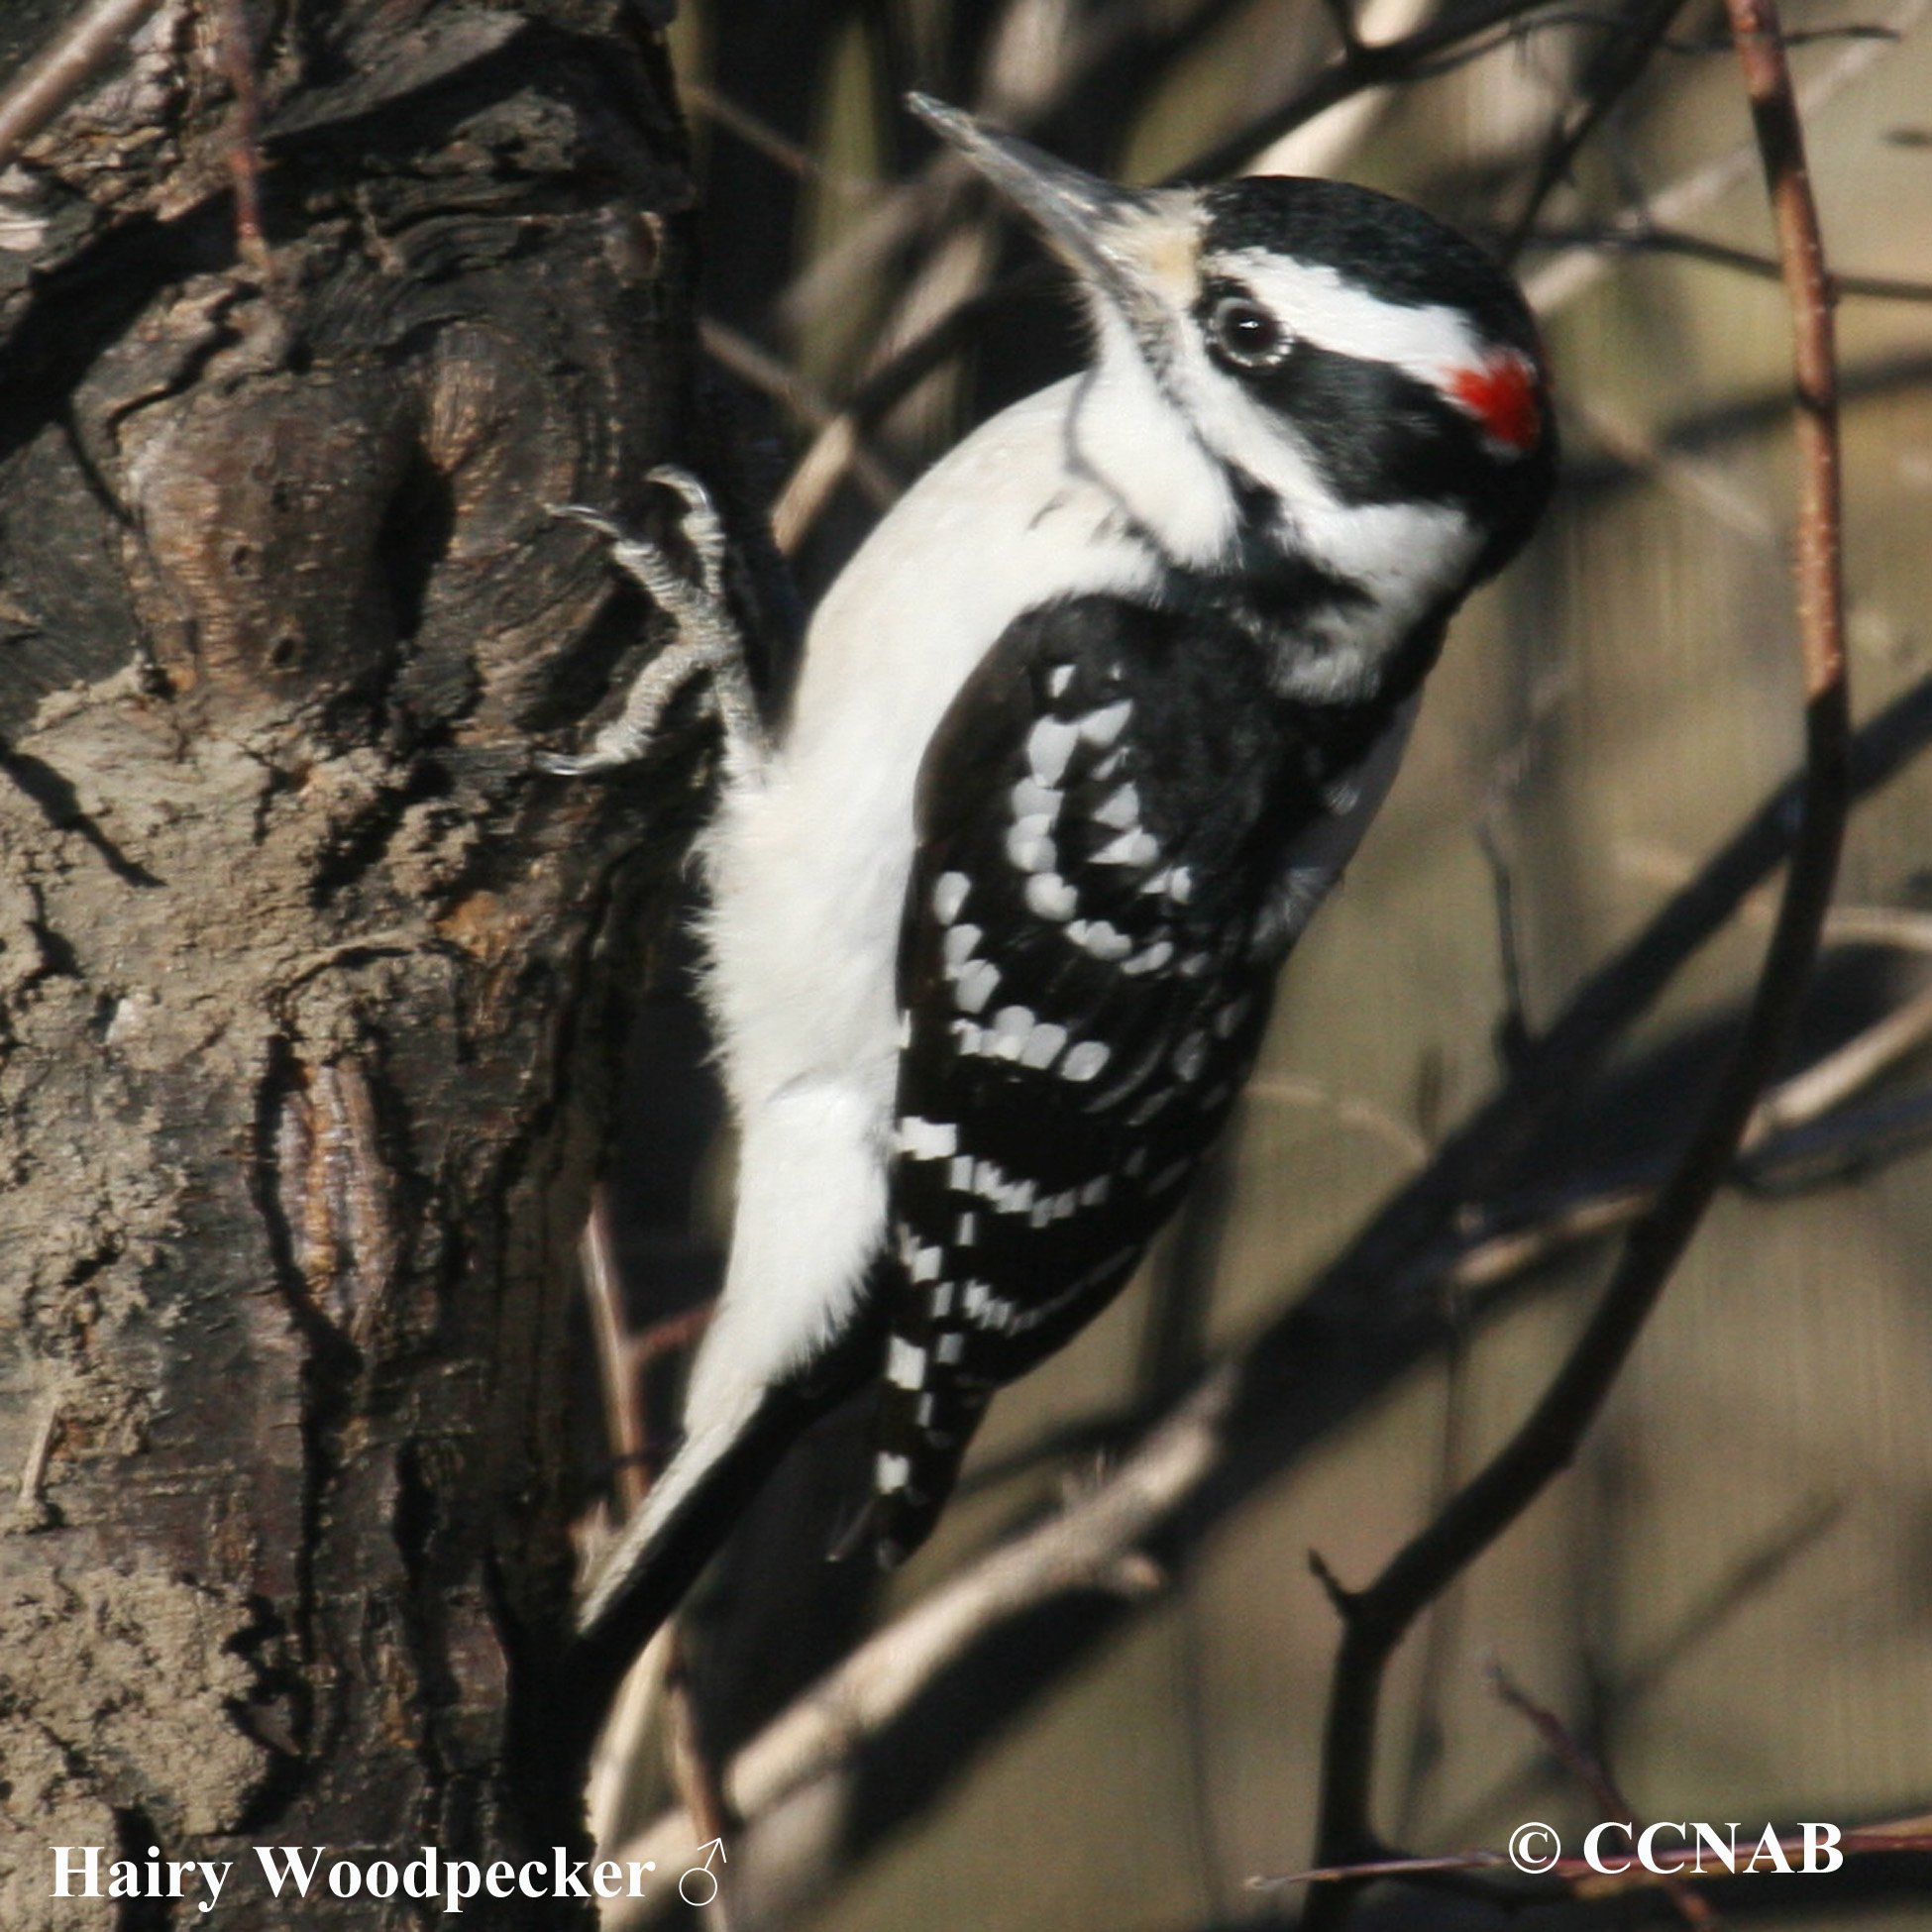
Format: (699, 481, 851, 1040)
(1071, 306, 1483, 703)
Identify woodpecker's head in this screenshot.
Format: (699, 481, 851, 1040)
(911, 95, 1556, 665)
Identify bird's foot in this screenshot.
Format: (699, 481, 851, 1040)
(538, 468, 764, 777)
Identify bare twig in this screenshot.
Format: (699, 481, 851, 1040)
(582, 1188, 650, 1517)
(1524, 0, 1927, 316)
(596, 1371, 1230, 1929)
(684, 80, 878, 201)
(0, 0, 162, 172)
(211, 0, 270, 280)
(1298, 0, 1851, 1912)
(1176, 0, 1578, 181)
(1500, 0, 1695, 264)
(1570, 394, 1780, 542)
(699, 318, 902, 523)
(574, 1041, 1931, 1929)
(1527, 220, 1932, 301)
(1489, 1662, 1719, 1926)
(1436, 1495, 1842, 1843)
(663, 1635, 736, 1932)
(1258, 1818, 1932, 1893)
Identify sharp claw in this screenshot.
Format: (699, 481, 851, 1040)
(540, 468, 758, 780)
(642, 465, 712, 515)
(644, 465, 729, 593)
(534, 748, 598, 777)
(547, 501, 627, 539)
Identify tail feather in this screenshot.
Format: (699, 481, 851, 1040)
(572, 1384, 821, 1698)
(864, 1376, 993, 1567)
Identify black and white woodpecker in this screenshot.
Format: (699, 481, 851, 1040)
(558, 95, 1556, 1677)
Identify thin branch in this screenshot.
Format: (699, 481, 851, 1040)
(0, 0, 161, 173)
(1434, 1494, 1843, 1844)
(1570, 393, 1780, 542)
(683, 80, 879, 201)
(1500, 0, 1695, 264)
(698, 317, 903, 523)
(1258, 1819, 1932, 1894)
(1525, 0, 1927, 315)
(575, 1047, 1932, 1931)
(597, 1372, 1228, 1929)
(1174, 0, 1578, 182)
(212, 0, 270, 279)
(1527, 220, 1932, 300)
(662, 1636, 736, 1932)
(1488, 1661, 1719, 1926)
(1299, 0, 1851, 1911)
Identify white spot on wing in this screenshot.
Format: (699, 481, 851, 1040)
(1074, 919, 1131, 961)
(897, 1116, 958, 1159)
(1027, 716, 1079, 785)
(1013, 777, 1062, 820)
(1061, 1040, 1112, 1082)
(1173, 1032, 1209, 1083)
(1020, 1020, 1068, 1068)
(1025, 873, 1079, 920)
(1215, 993, 1252, 1038)
(1095, 828, 1161, 868)
(943, 922, 982, 969)
(888, 1338, 928, 1388)
(1093, 784, 1140, 830)
(990, 1005, 1035, 1059)
(1080, 699, 1132, 746)
(876, 1452, 912, 1492)
(956, 960, 1000, 1012)
(1007, 820, 1057, 872)
(1122, 939, 1174, 975)
(933, 872, 970, 923)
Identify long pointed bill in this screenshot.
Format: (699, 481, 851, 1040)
(907, 93, 1196, 340)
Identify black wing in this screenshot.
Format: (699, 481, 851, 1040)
(862, 591, 1380, 1560)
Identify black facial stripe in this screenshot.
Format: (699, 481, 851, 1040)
(1236, 337, 1505, 510)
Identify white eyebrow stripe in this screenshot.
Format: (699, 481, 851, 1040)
(1214, 248, 1485, 390)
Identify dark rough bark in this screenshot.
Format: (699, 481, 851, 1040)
(0, 2, 718, 1922)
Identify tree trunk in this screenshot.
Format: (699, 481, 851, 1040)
(0, 3, 711, 1922)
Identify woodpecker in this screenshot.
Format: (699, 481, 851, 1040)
(561, 95, 1556, 1677)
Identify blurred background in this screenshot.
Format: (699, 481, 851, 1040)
(579, 1, 1932, 1923)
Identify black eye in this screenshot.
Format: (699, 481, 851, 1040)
(1208, 295, 1288, 369)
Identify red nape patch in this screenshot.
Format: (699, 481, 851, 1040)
(1448, 354, 1543, 453)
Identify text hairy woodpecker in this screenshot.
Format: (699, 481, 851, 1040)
(558, 96, 1556, 1679)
